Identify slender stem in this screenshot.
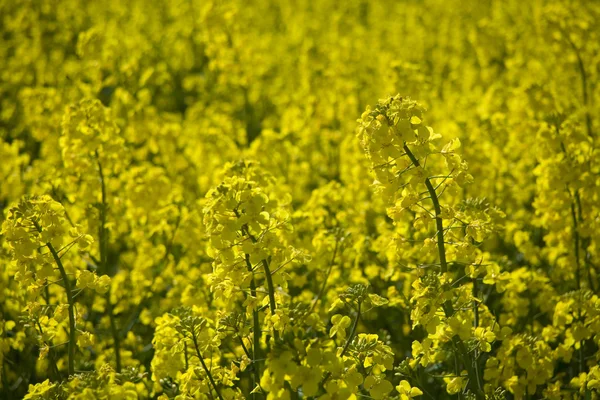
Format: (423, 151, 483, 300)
(473, 279, 479, 329)
(45, 240, 76, 376)
(238, 336, 251, 359)
(184, 341, 189, 370)
(569, 199, 586, 374)
(453, 348, 462, 400)
(559, 137, 595, 293)
(97, 156, 108, 275)
(191, 330, 224, 400)
(36, 320, 60, 380)
(403, 144, 484, 399)
(574, 191, 596, 293)
(244, 254, 262, 398)
(403, 144, 448, 273)
(236, 335, 264, 398)
(571, 201, 582, 292)
(472, 279, 482, 394)
(261, 259, 279, 341)
(42, 287, 62, 381)
(238, 218, 280, 342)
(564, 34, 593, 139)
(575, 50, 593, 140)
(340, 302, 360, 357)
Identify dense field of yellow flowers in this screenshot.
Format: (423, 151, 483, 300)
(1, 0, 599, 399)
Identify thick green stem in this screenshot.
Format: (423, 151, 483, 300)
(403, 144, 484, 399)
(191, 330, 224, 400)
(238, 335, 251, 359)
(403, 144, 448, 274)
(571, 40, 593, 139)
(558, 27, 593, 140)
(239, 219, 280, 341)
(244, 254, 263, 398)
(260, 259, 279, 340)
(340, 302, 360, 357)
(46, 241, 76, 376)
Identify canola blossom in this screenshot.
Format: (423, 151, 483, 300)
(1, 0, 599, 399)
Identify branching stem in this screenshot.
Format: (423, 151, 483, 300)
(44, 237, 76, 376)
(403, 143, 484, 399)
(403, 144, 448, 274)
(191, 330, 224, 400)
(239, 219, 280, 341)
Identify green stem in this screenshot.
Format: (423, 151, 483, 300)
(403, 144, 484, 399)
(238, 218, 280, 342)
(184, 341, 189, 370)
(238, 335, 251, 359)
(42, 287, 61, 381)
(559, 138, 595, 293)
(36, 319, 60, 381)
(340, 302, 360, 357)
(244, 254, 263, 398)
(571, 201, 582, 292)
(260, 259, 279, 340)
(557, 26, 593, 140)
(45, 240, 76, 376)
(403, 144, 448, 274)
(472, 279, 482, 394)
(473, 279, 479, 328)
(191, 330, 224, 400)
(570, 200, 586, 374)
(570, 39, 593, 139)
(239, 333, 263, 399)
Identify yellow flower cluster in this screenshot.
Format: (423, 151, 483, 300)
(1, 0, 600, 399)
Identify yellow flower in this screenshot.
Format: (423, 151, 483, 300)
(330, 314, 352, 341)
(443, 376, 466, 395)
(24, 379, 55, 399)
(396, 380, 423, 400)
